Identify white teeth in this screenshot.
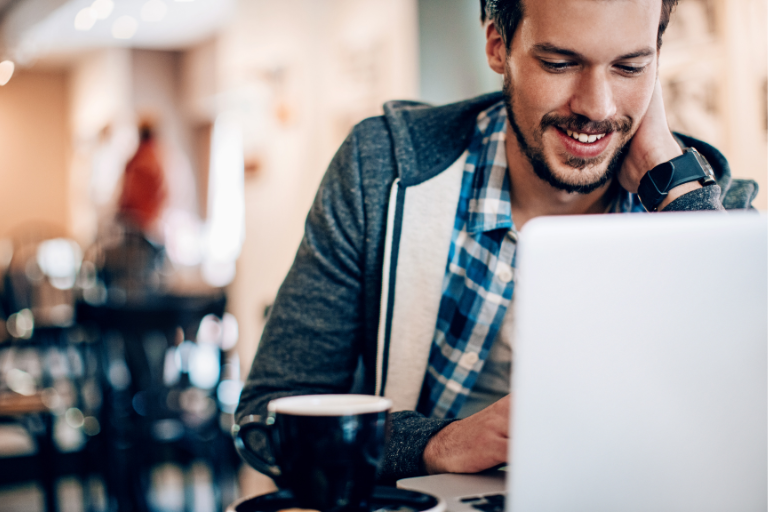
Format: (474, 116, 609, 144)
(564, 129, 606, 143)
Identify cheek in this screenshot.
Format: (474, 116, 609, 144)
(510, 61, 576, 122)
(616, 76, 656, 120)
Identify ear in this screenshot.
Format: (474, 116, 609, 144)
(485, 22, 507, 75)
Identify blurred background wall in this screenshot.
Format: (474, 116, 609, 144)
(0, 0, 764, 507)
(418, 0, 499, 104)
(0, 68, 70, 234)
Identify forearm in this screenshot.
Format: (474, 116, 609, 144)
(235, 231, 365, 424)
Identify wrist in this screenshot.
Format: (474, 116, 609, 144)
(423, 421, 458, 474)
(646, 136, 692, 211)
(638, 146, 716, 211)
(639, 134, 683, 173)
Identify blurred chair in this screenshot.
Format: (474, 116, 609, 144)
(77, 228, 238, 512)
(82, 224, 167, 304)
(77, 295, 235, 512)
(0, 228, 102, 512)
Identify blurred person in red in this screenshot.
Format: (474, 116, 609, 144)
(117, 122, 168, 234)
(88, 121, 170, 299)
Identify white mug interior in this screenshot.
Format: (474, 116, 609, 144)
(267, 394, 392, 416)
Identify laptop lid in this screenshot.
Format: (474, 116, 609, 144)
(509, 212, 767, 512)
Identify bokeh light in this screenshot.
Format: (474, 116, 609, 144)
(112, 15, 138, 39)
(74, 8, 97, 31)
(0, 61, 14, 86)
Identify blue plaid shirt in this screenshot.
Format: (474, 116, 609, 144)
(421, 101, 645, 419)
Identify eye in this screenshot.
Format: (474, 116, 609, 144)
(541, 60, 574, 73)
(615, 64, 647, 76)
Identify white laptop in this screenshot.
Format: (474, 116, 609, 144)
(399, 212, 767, 512)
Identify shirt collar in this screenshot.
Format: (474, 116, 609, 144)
(466, 102, 514, 235)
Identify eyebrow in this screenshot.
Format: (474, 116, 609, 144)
(531, 43, 655, 61)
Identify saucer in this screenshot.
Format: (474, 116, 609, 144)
(231, 486, 445, 512)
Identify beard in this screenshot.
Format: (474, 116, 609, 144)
(502, 70, 633, 195)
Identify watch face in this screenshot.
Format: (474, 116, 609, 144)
(690, 149, 715, 177)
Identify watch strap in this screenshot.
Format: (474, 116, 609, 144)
(637, 148, 716, 211)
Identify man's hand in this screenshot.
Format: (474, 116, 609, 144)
(423, 395, 510, 474)
(619, 79, 694, 209)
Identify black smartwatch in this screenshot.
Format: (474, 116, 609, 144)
(637, 147, 716, 211)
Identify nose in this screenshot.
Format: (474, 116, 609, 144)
(569, 68, 616, 122)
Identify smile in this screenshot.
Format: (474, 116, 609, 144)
(565, 129, 606, 144)
(554, 126, 614, 159)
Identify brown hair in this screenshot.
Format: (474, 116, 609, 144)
(480, 0, 679, 49)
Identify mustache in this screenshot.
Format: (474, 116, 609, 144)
(540, 113, 632, 135)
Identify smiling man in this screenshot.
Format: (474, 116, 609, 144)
(236, 0, 758, 482)
(489, 0, 707, 229)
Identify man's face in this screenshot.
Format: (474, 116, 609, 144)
(501, 0, 660, 194)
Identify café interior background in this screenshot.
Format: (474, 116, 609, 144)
(0, 0, 764, 511)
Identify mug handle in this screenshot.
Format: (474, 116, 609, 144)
(232, 414, 283, 482)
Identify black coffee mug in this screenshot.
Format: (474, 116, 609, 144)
(233, 394, 392, 512)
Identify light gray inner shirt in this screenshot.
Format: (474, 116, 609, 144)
(457, 298, 515, 419)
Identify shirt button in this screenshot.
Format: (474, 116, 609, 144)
(497, 266, 514, 283)
(446, 380, 463, 393)
(458, 352, 479, 369)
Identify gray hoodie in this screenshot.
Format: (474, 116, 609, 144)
(236, 92, 758, 483)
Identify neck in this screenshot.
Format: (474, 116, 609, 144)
(506, 125, 613, 231)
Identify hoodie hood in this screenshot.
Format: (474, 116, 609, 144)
(383, 92, 502, 186)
